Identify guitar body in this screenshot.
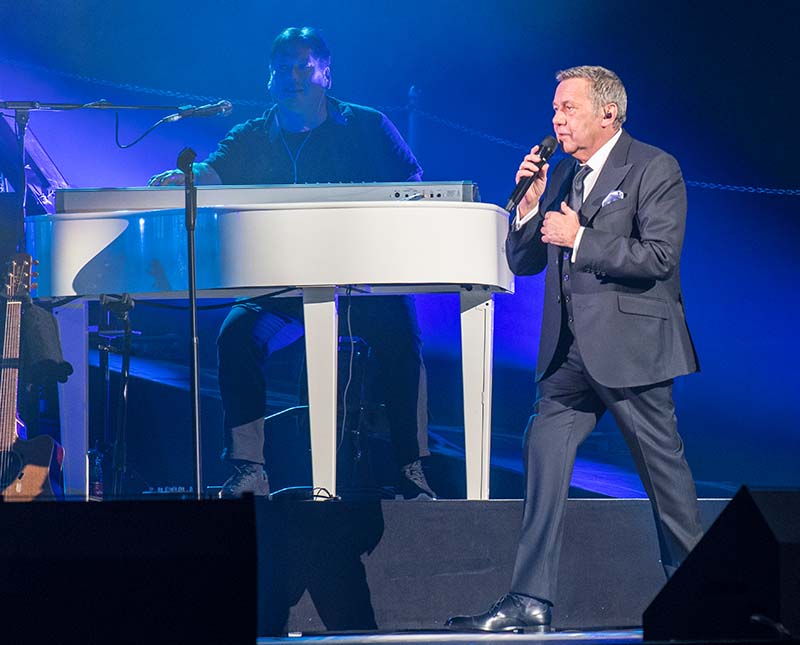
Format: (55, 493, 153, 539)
(0, 434, 60, 501)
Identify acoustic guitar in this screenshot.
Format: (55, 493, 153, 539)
(1, 253, 62, 501)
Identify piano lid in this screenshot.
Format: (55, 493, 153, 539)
(0, 113, 69, 215)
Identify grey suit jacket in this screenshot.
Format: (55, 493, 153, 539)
(506, 130, 699, 388)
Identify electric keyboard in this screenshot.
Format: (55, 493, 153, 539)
(55, 181, 478, 214)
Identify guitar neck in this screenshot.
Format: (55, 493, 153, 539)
(1, 298, 22, 448)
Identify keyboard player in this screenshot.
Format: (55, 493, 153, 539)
(148, 26, 437, 499)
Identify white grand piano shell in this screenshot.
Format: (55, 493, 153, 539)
(29, 201, 512, 297)
(26, 197, 514, 500)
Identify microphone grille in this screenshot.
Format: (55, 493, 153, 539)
(539, 136, 558, 161)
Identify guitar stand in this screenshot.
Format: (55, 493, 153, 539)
(95, 293, 138, 499)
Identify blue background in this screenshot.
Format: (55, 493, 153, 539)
(1, 0, 798, 493)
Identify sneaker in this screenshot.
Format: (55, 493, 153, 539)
(398, 459, 437, 500)
(218, 461, 270, 498)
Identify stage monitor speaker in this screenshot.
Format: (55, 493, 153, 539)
(643, 486, 799, 641)
(0, 497, 256, 644)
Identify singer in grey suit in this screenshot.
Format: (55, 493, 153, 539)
(447, 65, 703, 632)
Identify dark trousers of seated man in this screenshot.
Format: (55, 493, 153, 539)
(217, 294, 429, 471)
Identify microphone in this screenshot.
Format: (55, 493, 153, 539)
(163, 100, 233, 123)
(504, 135, 558, 212)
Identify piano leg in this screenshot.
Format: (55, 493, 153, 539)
(460, 289, 495, 500)
(53, 298, 90, 500)
(302, 287, 340, 500)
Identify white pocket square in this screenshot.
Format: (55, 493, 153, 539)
(601, 190, 625, 207)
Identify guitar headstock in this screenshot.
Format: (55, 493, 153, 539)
(3, 253, 38, 300)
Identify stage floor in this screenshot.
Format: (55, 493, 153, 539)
(257, 629, 642, 644)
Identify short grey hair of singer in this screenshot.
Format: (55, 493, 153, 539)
(556, 65, 627, 128)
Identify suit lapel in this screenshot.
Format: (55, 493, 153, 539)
(542, 159, 575, 214)
(582, 131, 634, 224)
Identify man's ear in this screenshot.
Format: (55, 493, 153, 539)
(323, 66, 332, 89)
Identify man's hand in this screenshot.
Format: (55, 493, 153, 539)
(147, 162, 222, 187)
(515, 145, 550, 219)
(148, 169, 186, 186)
(541, 201, 581, 247)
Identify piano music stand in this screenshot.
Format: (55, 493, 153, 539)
(0, 110, 69, 257)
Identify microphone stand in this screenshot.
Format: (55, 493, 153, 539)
(176, 148, 203, 500)
(13, 107, 30, 252)
(100, 293, 136, 498)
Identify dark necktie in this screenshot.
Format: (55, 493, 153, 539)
(560, 163, 593, 264)
(568, 163, 593, 212)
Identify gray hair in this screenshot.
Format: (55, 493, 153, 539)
(556, 66, 627, 127)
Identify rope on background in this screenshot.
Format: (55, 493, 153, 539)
(413, 108, 530, 152)
(684, 182, 800, 196)
(3, 56, 798, 196)
(0, 56, 265, 108)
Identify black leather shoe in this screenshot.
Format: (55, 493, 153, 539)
(445, 593, 552, 633)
